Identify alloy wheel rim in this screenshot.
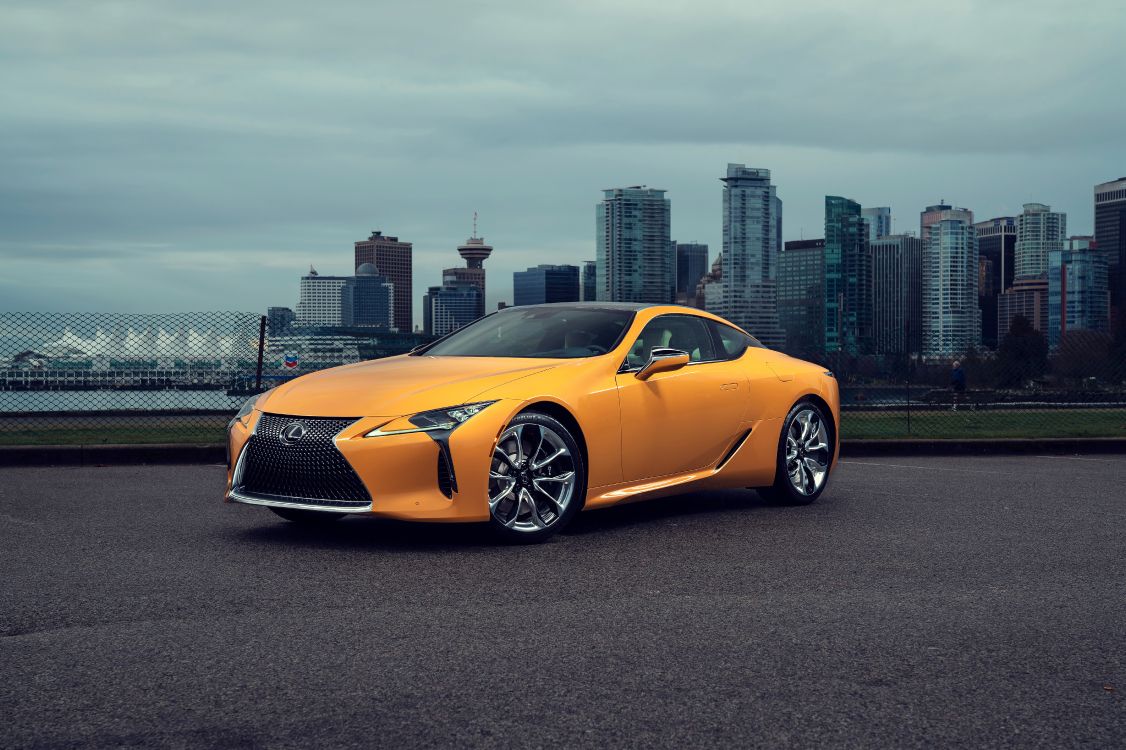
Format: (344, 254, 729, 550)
(489, 423, 576, 533)
(785, 409, 829, 496)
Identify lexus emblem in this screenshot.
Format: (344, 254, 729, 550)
(279, 422, 307, 445)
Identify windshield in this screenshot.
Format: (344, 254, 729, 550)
(420, 307, 635, 358)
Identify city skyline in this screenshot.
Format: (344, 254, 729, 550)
(2, 1, 1123, 319)
(263, 172, 1113, 347)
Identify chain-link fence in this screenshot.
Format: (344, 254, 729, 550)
(0, 313, 262, 445)
(3, 311, 1124, 446)
(0, 312, 438, 446)
(798, 318, 1126, 440)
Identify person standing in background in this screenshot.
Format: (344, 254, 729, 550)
(951, 360, 967, 411)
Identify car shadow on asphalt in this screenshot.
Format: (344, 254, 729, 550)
(563, 487, 768, 536)
(228, 488, 769, 551)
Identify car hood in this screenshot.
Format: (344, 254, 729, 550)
(257, 355, 562, 418)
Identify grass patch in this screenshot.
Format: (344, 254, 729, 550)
(843, 409, 1126, 440)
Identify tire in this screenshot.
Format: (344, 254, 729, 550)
(269, 506, 348, 524)
(487, 411, 586, 544)
(756, 400, 834, 506)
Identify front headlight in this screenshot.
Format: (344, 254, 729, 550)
(365, 401, 496, 437)
(231, 388, 274, 429)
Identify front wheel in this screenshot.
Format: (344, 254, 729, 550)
(488, 412, 586, 543)
(756, 400, 834, 506)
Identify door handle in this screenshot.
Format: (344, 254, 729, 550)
(720, 382, 739, 391)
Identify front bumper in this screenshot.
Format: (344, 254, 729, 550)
(225, 401, 514, 522)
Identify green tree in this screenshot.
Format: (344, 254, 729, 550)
(1051, 330, 1111, 383)
(997, 316, 1048, 388)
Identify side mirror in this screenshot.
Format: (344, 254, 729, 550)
(636, 347, 690, 380)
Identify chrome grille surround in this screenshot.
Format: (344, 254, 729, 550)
(229, 413, 372, 512)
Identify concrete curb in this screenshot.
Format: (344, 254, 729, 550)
(2, 438, 1125, 467)
(841, 438, 1126, 457)
(0, 443, 226, 467)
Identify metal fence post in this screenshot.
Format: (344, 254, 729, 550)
(905, 321, 911, 435)
(255, 315, 267, 392)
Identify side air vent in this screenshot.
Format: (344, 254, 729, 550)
(716, 428, 753, 471)
(437, 449, 455, 497)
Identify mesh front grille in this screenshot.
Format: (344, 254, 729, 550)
(237, 413, 371, 508)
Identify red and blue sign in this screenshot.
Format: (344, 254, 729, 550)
(282, 351, 300, 369)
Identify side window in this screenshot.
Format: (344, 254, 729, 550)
(625, 315, 717, 368)
(709, 321, 761, 360)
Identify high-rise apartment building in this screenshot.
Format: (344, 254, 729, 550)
(719, 164, 784, 348)
(581, 261, 597, 302)
(1094, 177, 1126, 316)
(342, 264, 394, 328)
(513, 264, 580, 306)
(974, 216, 1017, 348)
(824, 196, 870, 356)
(354, 231, 412, 333)
(596, 186, 673, 304)
(442, 266, 485, 315)
(778, 239, 825, 359)
(267, 306, 296, 337)
(920, 204, 979, 358)
(998, 276, 1048, 342)
(1015, 203, 1066, 280)
(675, 242, 709, 306)
(695, 253, 724, 311)
(423, 267, 484, 337)
(1048, 238, 1110, 350)
(861, 207, 892, 241)
(295, 268, 351, 327)
(869, 234, 923, 355)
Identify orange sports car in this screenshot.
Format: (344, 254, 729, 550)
(225, 303, 839, 542)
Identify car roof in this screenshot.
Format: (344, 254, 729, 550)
(502, 302, 701, 314)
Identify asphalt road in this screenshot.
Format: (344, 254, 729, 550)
(2, 455, 1124, 748)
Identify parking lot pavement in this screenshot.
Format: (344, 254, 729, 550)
(2, 454, 1124, 748)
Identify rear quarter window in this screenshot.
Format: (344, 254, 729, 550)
(709, 321, 761, 360)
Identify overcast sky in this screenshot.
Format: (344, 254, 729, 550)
(2, 0, 1124, 324)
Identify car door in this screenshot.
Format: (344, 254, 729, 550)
(615, 314, 749, 482)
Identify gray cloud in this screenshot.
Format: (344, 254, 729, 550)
(1, 0, 1123, 320)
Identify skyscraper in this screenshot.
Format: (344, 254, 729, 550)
(1015, 203, 1066, 280)
(674, 242, 709, 306)
(1048, 237, 1110, 350)
(595, 186, 672, 304)
(974, 216, 1017, 349)
(824, 196, 871, 356)
(513, 264, 580, 306)
(719, 164, 784, 348)
(869, 234, 923, 355)
(778, 239, 825, 359)
(920, 204, 979, 358)
(861, 206, 892, 241)
(1094, 177, 1126, 318)
(581, 261, 597, 302)
(354, 231, 412, 333)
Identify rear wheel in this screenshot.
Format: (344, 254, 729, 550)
(269, 506, 348, 524)
(756, 400, 833, 506)
(488, 412, 585, 543)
